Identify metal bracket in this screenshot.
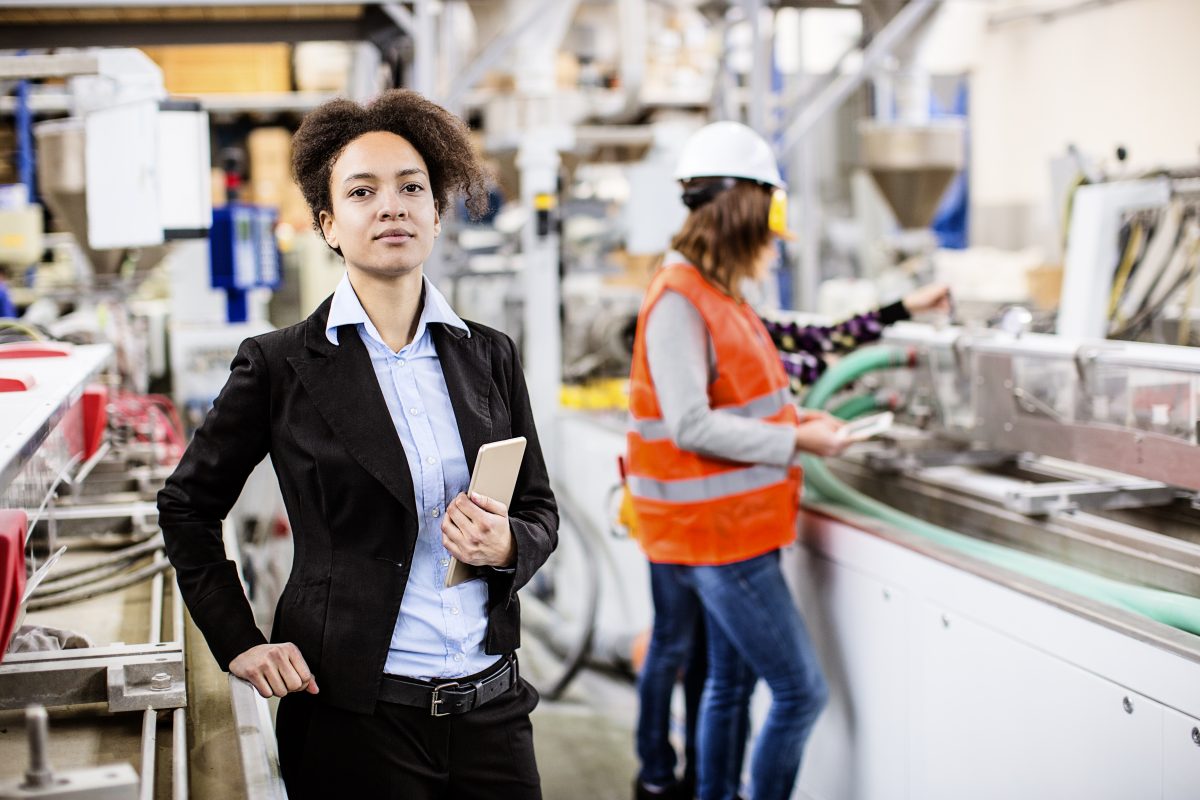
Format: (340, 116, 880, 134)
(865, 448, 1017, 474)
(0, 764, 138, 799)
(0, 643, 185, 713)
(1002, 479, 1176, 516)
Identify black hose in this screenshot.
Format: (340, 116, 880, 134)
(36, 534, 164, 584)
(27, 558, 172, 611)
(526, 481, 602, 700)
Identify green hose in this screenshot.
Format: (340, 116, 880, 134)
(801, 346, 1200, 637)
(803, 346, 911, 411)
(831, 394, 886, 421)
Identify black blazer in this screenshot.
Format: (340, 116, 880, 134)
(158, 297, 558, 713)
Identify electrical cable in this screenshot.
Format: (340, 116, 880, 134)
(0, 320, 43, 341)
(1115, 201, 1184, 327)
(26, 557, 171, 612)
(36, 533, 164, 582)
(1107, 219, 1145, 321)
(521, 480, 602, 699)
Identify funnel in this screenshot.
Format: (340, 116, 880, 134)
(861, 120, 964, 230)
(34, 119, 168, 276)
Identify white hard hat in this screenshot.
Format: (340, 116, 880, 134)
(674, 121, 785, 189)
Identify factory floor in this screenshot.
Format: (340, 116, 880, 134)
(521, 634, 642, 800)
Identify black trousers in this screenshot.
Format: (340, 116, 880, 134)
(277, 675, 542, 799)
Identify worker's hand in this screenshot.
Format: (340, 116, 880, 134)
(442, 492, 515, 568)
(902, 283, 953, 316)
(229, 643, 319, 699)
(794, 415, 850, 458)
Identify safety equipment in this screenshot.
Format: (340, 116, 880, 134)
(768, 189, 796, 241)
(626, 260, 803, 566)
(675, 121, 785, 188)
(675, 121, 797, 241)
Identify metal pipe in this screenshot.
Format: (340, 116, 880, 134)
(445, 0, 564, 111)
(23, 705, 53, 789)
(172, 572, 184, 648)
(742, 0, 768, 132)
(149, 568, 164, 645)
(988, 0, 1135, 29)
(139, 708, 157, 800)
(171, 573, 187, 800)
(781, 0, 942, 158)
(172, 708, 187, 800)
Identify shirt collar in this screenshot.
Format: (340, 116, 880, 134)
(325, 272, 470, 347)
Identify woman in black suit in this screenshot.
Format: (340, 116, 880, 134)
(158, 90, 558, 799)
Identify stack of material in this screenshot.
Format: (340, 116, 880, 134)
(141, 43, 292, 95)
(247, 127, 310, 231)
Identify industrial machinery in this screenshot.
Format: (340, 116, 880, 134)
(786, 325, 1200, 799)
(0, 340, 284, 799)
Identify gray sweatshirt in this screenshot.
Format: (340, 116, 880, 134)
(644, 289, 798, 468)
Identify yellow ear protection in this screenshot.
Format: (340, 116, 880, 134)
(768, 188, 797, 241)
(682, 180, 797, 241)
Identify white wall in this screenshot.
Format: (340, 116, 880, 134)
(969, 0, 1200, 250)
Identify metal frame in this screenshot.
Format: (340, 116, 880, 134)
(872, 325, 1200, 493)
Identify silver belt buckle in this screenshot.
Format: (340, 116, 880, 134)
(430, 681, 460, 717)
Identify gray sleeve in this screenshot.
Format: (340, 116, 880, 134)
(644, 290, 797, 467)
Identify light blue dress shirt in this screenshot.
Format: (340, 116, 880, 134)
(325, 272, 496, 680)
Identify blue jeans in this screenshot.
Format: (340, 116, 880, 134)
(636, 562, 706, 788)
(687, 551, 828, 800)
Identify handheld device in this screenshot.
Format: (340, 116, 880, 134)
(838, 411, 894, 442)
(444, 437, 527, 587)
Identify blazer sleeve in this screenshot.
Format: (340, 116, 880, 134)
(487, 333, 558, 607)
(158, 338, 272, 669)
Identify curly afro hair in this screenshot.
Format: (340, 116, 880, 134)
(291, 89, 491, 242)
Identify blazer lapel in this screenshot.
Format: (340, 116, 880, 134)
(288, 300, 417, 517)
(431, 323, 493, 470)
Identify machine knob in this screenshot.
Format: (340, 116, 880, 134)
(1122, 696, 1133, 715)
(1191, 726, 1199, 747)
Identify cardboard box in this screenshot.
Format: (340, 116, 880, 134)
(1027, 264, 1063, 311)
(247, 127, 292, 180)
(141, 44, 292, 94)
(293, 42, 352, 92)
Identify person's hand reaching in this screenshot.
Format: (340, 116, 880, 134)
(902, 283, 952, 316)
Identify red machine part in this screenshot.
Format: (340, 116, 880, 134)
(0, 373, 36, 392)
(0, 342, 72, 359)
(81, 384, 109, 460)
(0, 510, 28, 663)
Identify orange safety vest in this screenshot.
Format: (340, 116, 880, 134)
(626, 260, 803, 565)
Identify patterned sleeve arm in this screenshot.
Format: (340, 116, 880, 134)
(763, 300, 911, 392)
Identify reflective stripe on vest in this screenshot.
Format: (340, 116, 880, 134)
(628, 463, 791, 504)
(630, 386, 793, 442)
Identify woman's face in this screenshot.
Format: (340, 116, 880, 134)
(752, 238, 780, 281)
(319, 131, 441, 281)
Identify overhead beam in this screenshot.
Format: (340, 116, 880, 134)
(0, 12, 394, 48)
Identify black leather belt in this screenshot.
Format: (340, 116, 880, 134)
(379, 654, 517, 717)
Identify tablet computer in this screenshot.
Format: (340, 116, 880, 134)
(444, 436, 527, 588)
(838, 411, 894, 442)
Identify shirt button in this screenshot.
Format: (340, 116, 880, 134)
(450, 607, 460, 615)
(427, 456, 437, 465)
(398, 358, 406, 366)
(409, 407, 419, 416)
(453, 654, 463, 662)
(432, 508, 440, 518)
(440, 558, 449, 567)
